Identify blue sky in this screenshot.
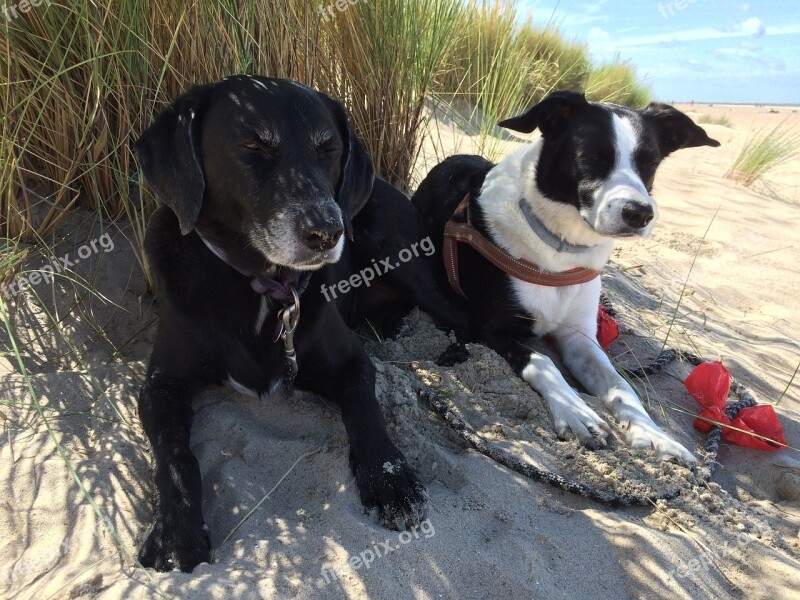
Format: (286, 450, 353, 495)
(521, 0, 800, 104)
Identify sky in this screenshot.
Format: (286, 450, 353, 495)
(520, 0, 800, 104)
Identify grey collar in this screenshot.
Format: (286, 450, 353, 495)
(518, 198, 595, 254)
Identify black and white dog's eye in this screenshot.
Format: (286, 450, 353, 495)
(586, 153, 611, 164)
(241, 142, 262, 151)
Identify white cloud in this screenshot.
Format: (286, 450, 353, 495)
(729, 16, 766, 37)
(586, 21, 800, 54)
(587, 27, 614, 54)
(531, 0, 609, 28)
(713, 41, 786, 72)
(679, 58, 713, 73)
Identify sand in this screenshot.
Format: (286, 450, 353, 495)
(1, 103, 799, 599)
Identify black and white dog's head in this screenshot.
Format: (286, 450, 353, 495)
(499, 91, 720, 238)
(135, 75, 374, 271)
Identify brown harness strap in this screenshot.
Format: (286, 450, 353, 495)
(442, 194, 600, 298)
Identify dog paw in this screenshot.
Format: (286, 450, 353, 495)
(436, 342, 470, 367)
(352, 452, 428, 531)
(622, 417, 697, 464)
(550, 397, 610, 449)
(138, 516, 211, 572)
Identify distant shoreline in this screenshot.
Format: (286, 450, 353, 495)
(670, 101, 800, 109)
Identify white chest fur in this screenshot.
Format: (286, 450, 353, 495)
(510, 276, 601, 337)
(476, 142, 611, 337)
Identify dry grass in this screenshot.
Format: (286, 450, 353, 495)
(726, 123, 800, 186)
(0, 0, 650, 254)
(585, 57, 651, 107)
(698, 114, 733, 127)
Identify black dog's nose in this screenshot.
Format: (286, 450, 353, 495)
(298, 216, 343, 251)
(621, 202, 654, 229)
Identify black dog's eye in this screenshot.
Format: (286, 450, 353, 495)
(241, 139, 279, 153)
(314, 139, 340, 155)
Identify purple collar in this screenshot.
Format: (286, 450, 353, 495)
(196, 231, 311, 302)
(250, 272, 310, 300)
(196, 229, 308, 384)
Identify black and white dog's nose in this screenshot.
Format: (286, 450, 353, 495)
(298, 215, 343, 251)
(621, 202, 654, 229)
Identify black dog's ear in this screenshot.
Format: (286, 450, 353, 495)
(134, 84, 216, 235)
(498, 90, 589, 135)
(320, 93, 375, 240)
(641, 102, 721, 156)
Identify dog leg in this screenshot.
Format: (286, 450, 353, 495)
(385, 274, 472, 342)
(555, 322, 697, 463)
(488, 336, 610, 447)
(137, 366, 210, 572)
(296, 319, 427, 530)
(521, 351, 611, 448)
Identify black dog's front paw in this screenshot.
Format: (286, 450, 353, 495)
(352, 452, 428, 531)
(138, 515, 211, 572)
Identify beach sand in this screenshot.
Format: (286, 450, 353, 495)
(1, 103, 799, 599)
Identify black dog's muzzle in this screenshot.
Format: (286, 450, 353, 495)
(297, 201, 344, 251)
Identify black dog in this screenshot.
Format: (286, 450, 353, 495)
(134, 75, 464, 572)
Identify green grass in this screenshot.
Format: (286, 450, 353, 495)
(585, 57, 651, 107)
(433, 2, 593, 134)
(0, 0, 651, 253)
(726, 123, 800, 186)
(697, 114, 733, 127)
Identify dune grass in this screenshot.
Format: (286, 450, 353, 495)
(433, 2, 592, 123)
(0, 0, 650, 251)
(585, 57, 651, 107)
(726, 123, 800, 186)
(698, 114, 733, 127)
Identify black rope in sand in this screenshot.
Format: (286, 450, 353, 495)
(416, 387, 680, 506)
(415, 296, 758, 506)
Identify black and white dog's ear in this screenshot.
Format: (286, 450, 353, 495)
(134, 84, 216, 235)
(641, 102, 721, 156)
(320, 93, 375, 240)
(498, 90, 589, 135)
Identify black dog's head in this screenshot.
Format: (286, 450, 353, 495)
(135, 75, 374, 271)
(498, 91, 720, 238)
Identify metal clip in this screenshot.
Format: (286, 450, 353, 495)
(277, 287, 300, 383)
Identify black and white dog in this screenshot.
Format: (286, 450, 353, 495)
(134, 75, 464, 572)
(413, 91, 719, 463)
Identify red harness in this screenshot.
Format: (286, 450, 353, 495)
(442, 194, 600, 298)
